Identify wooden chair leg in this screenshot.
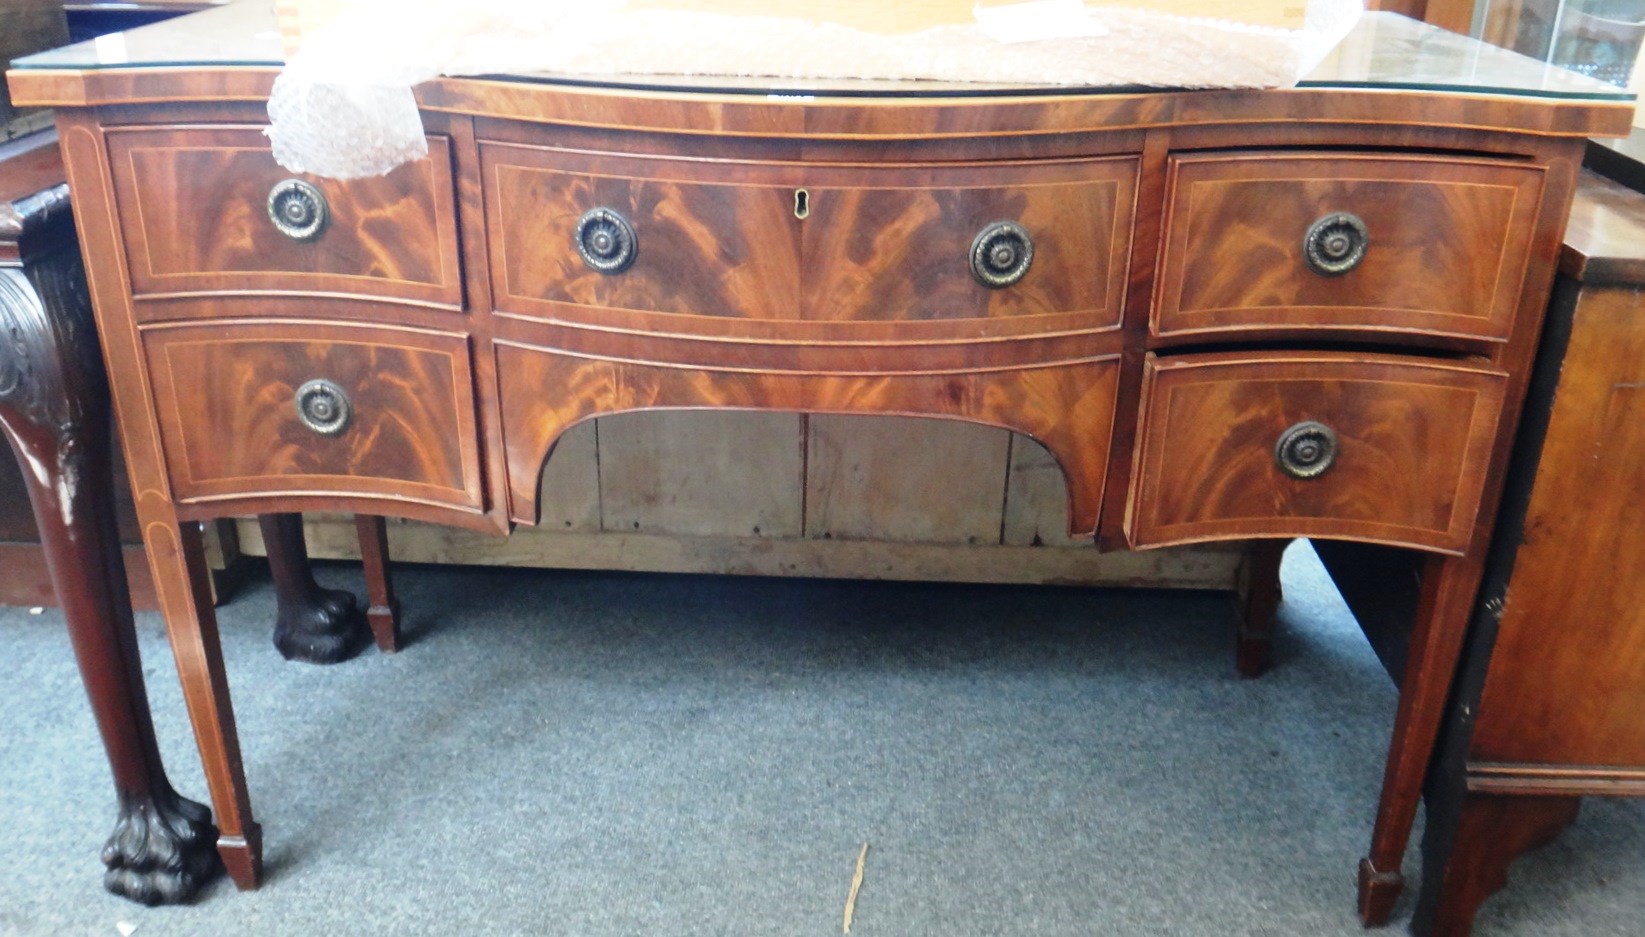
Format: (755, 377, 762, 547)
(1412, 793, 1581, 937)
(259, 512, 369, 664)
(1360, 553, 1487, 926)
(355, 515, 402, 653)
(1, 262, 221, 903)
(1234, 539, 1286, 678)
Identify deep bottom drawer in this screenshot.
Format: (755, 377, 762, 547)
(143, 320, 485, 512)
(1125, 352, 1507, 553)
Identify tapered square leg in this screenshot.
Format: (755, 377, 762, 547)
(1235, 539, 1287, 678)
(142, 518, 264, 890)
(1360, 554, 1488, 926)
(355, 515, 402, 653)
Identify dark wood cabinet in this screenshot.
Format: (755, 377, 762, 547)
(1413, 167, 1645, 936)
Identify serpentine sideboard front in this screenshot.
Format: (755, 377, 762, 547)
(9, 5, 1634, 925)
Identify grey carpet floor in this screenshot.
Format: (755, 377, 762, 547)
(2, 543, 1642, 936)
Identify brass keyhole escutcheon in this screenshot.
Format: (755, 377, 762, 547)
(794, 188, 810, 220)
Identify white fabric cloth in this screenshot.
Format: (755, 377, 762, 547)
(267, 0, 1363, 180)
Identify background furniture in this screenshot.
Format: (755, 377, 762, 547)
(62, 2, 227, 43)
(9, 5, 1632, 919)
(1409, 165, 1645, 936)
(0, 129, 221, 904)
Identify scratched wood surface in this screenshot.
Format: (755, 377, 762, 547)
(1004, 433, 1092, 547)
(599, 411, 805, 538)
(805, 414, 1011, 544)
(239, 513, 1250, 587)
(406, 410, 1119, 559)
(497, 342, 1120, 538)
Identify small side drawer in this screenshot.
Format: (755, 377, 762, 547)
(143, 320, 484, 512)
(108, 126, 462, 309)
(1126, 352, 1507, 554)
(1153, 152, 1546, 344)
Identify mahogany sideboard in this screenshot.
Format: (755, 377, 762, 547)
(8, 4, 1635, 923)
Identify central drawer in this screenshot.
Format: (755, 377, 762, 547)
(481, 142, 1137, 340)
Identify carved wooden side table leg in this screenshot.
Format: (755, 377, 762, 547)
(258, 511, 370, 663)
(0, 208, 220, 903)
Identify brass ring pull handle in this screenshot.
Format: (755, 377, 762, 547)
(575, 207, 638, 274)
(267, 179, 329, 241)
(1303, 212, 1369, 276)
(295, 379, 352, 436)
(969, 220, 1034, 289)
(1274, 420, 1338, 480)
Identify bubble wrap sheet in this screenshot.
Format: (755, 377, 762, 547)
(267, 0, 1364, 179)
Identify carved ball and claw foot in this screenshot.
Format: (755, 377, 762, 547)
(260, 512, 371, 664)
(102, 785, 222, 905)
(0, 181, 224, 904)
(272, 579, 369, 664)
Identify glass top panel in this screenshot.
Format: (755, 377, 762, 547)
(11, 0, 1635, 102)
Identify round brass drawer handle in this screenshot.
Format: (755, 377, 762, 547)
(1274, 420, 1338, 480)
(295, 379, 352, 436)
(970, 220, 1034, 289)
(575, 207, 638, 274)
(1303, 212, 1369, 277)
(267, 178, 329, 242)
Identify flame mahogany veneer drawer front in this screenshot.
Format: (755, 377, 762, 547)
(142, 320, 484, 513)
(1153, 152, 1546, 345)
(107, 126, 463, 310)
(1126, 353, 1508, 554)
(481, 142, 1137, 339)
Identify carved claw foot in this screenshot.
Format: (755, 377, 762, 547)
(102, 786, 223, 905)
(272, 585, 370, 664)
(262, 512, 370, 664)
